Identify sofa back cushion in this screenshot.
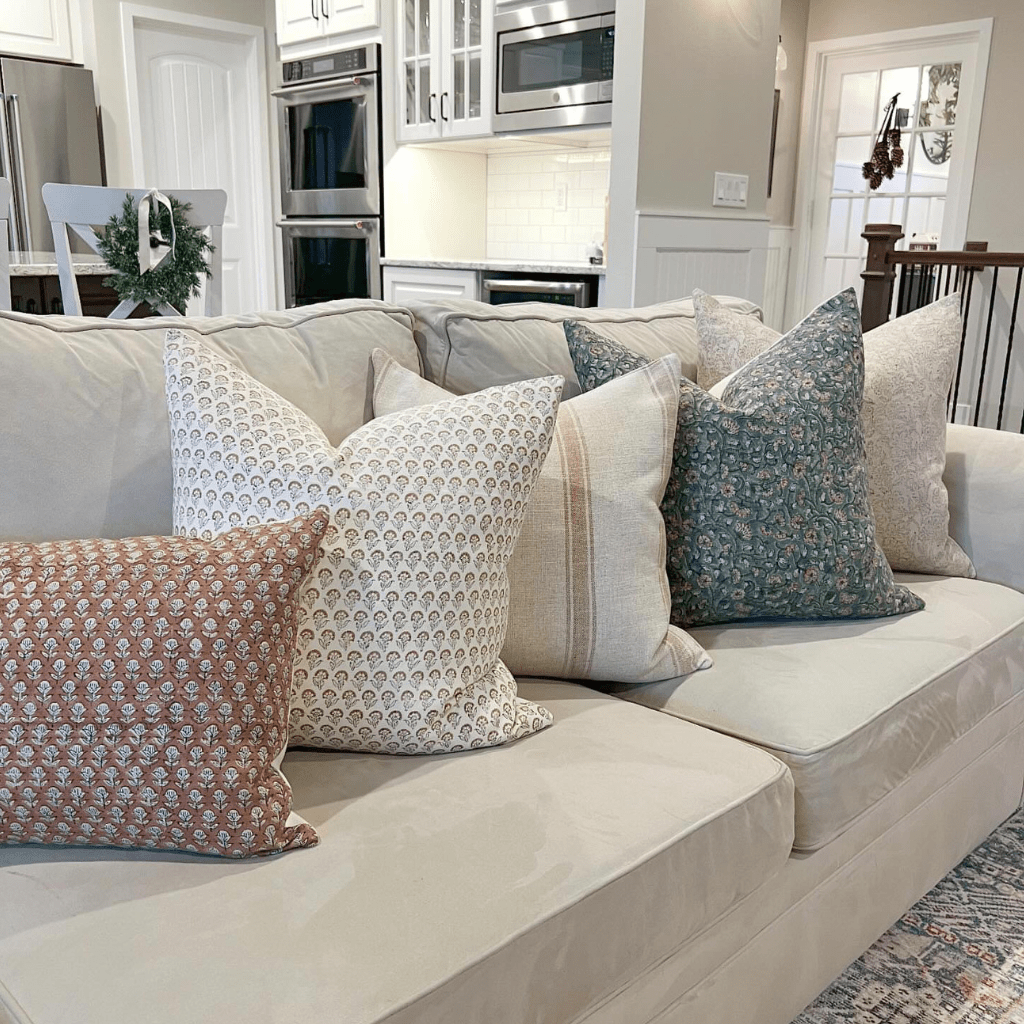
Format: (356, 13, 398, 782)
(409, 295, 763, 398)
(0, 300, 419, 544)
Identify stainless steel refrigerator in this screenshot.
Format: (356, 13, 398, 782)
(0, 56, 104, 253)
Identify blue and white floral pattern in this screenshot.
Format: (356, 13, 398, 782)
(565, 289, 924, 626)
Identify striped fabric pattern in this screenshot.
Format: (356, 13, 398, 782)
(373, 349, 711, 685)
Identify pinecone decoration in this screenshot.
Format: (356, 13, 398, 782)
(864, 95, 904, 191)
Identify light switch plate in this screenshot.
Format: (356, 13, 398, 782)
(713, 172, 749, 208)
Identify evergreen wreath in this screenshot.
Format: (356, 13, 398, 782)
(97, 194, 214, 313)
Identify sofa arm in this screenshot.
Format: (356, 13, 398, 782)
(944, 423, 1024, 592)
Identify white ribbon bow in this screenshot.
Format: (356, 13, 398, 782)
(137, 188, 176, 275)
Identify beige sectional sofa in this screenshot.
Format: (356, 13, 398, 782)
(1, 297, 1023, 1024)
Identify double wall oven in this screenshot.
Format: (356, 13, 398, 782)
(276, 44, 383, 305)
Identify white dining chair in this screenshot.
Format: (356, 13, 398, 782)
(0, 177, 11, 312)
(41, 183, 227, 317)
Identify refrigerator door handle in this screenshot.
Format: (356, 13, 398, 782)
(0, 94, 22, 251)
(7, 94, 32, 253)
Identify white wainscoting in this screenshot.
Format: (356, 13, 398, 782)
(764, 225, 794, 330)
(631, 213, 771, 309)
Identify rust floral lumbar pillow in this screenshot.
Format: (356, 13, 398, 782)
(0, 511, 327, 857)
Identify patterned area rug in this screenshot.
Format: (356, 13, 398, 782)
(797, 809, 1024, 1023)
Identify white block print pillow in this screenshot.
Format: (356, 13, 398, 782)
(164, 330, 560, 754)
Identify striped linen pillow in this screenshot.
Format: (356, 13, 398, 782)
(372, 348, 711, 684)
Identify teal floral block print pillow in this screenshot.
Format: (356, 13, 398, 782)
(565, 289, 924, 627)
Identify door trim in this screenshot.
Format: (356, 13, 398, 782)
(120, 4, 275, 310)
(790, 18, 992, 327)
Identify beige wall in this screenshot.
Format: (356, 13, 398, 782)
(807, 0, 1024, 250)
(634, 0, 780, 217)
(86, 0, 271, 187)
(767, 0, 808, 226)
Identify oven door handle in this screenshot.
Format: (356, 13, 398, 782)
(483, 279, 587, 300)
(272, 76, 370, 97)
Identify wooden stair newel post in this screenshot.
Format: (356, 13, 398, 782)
(860, 224, 904, 332)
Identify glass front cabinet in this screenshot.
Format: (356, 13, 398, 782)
(396, 0, 491, 142)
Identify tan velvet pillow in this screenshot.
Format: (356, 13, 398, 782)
(0, 512, 327, 858)
(372, 348, 712, 684)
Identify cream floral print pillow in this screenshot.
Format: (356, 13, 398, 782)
(696, 291, 975, 578)
(164, 330, 561, 754)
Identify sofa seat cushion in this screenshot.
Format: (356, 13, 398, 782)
(0, 682, 793, 1024)
(410, 295, 763, 398)
(0, 300, 419, 544)
(611, 575, 1024, 852)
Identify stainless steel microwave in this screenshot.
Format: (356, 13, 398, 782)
(494, 1, 614, 132)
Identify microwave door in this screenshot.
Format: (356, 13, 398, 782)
(276, 76, 380, 217)
(498, 14, 613, 114)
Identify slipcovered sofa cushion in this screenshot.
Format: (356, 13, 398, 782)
(166, 331, 559, 754)
(610, 574, 1024, 851)
(0, 300, 419, 544)
(0, 682, 793, 1024)
(409, 295, 763, 398)
(371, 349, 711, 684)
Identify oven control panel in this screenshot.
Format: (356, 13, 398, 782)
(282, 44, 378, 85)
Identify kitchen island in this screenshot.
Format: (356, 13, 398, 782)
(8, 251, 125, 316)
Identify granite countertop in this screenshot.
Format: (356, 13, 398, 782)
(380, 257, 606, 275)
(8, 251, 110, 276)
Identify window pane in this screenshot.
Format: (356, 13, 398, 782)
(833, 136, 870, 193)
(453, 53, 465, 120)
(827, 198, 855, 255)
(405, 63, 416, 125)
(838, 71, 878, 133)
(905, 195, 945, 244)
(912, 129, 953, 192)
(405, 0, 415, 58)
(874, 158, 909, 195)
(867, 194, 904, 229)
(469, 53, 481, 119)
(469, 0, 481, 46)
(822, 258, 863, 303)
(418, 0, 430, 56)
(877, 66, 920, 127)
(918, 63, 960, 128)
(419, 62, 431, 124)
(454, 0, 465, 49)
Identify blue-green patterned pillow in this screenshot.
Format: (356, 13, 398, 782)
(565, 289, 924, 626)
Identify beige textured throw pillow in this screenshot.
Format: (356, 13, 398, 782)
(697, 292, 975, 578)
(165, 330, 560, 754)
(373, 348, 711, 683)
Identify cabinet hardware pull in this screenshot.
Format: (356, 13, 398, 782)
(428, 92, 437, 122)
(311, 0, 319, 19)
(440, 91, 449, 121)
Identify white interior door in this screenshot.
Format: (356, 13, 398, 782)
(795, 22, 990, 319)
(128, 12, 273, 314)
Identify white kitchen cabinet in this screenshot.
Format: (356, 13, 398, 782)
(277, 0, 379, 47)
(395, 0, 492, 143)
(383, 265, 479, 304)
(0, 0, 75, 62)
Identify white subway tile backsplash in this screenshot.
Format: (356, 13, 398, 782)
(486, 146, 609, 262)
